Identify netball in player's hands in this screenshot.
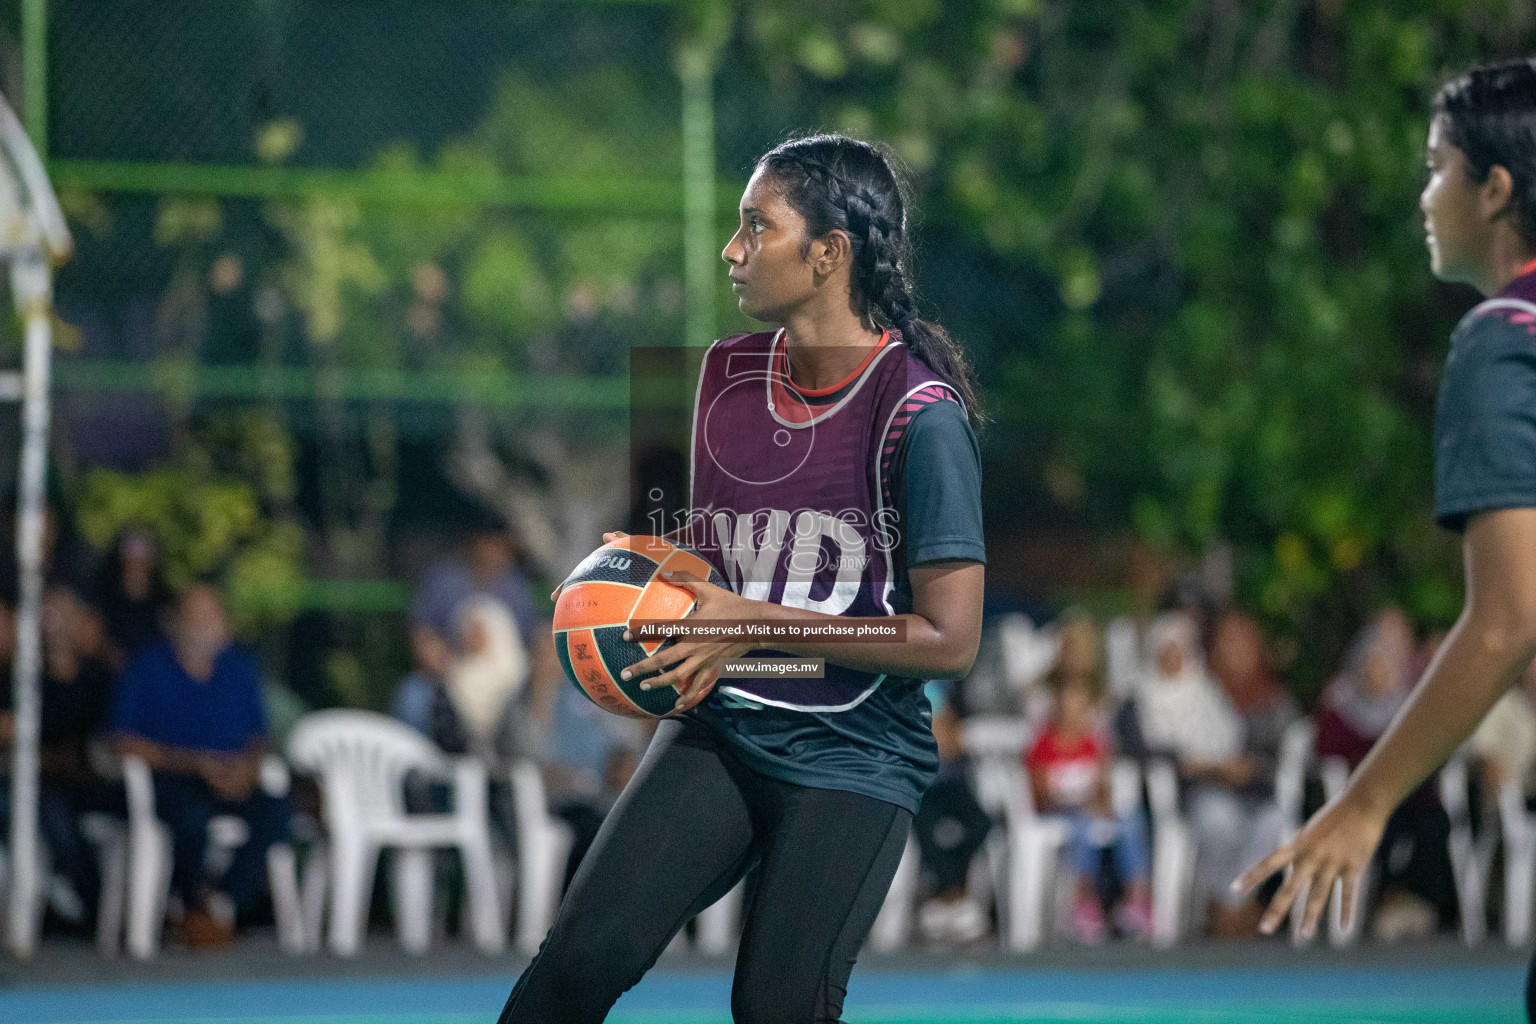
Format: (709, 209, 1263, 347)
(548, 531, 630, 602)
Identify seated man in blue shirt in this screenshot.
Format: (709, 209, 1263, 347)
(109, 584, 291, 947)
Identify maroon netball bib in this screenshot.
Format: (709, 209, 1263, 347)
(686, 329, 957, 711)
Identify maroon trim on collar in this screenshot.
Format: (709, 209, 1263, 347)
(1497, 259, 1536, 304)
(776, 331, 889, 397)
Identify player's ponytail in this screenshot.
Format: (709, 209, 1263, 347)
(1435, 58, 1536, 249)
(758, 134, 984, 427)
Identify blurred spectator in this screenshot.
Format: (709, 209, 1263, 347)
(538, 679, 645, 890)
(444, 596, 529, 758)
(0, 588, 122, 928)
(36, 588, 118, 924)
(1157, 572, 1221, 652)
(1114, 611, 1248, 935)
(1316, 608, 1456, 941)
(954, 613, 1049, 719)
(1115, 612, 1242, 765)
(913, 683, 992, 943)
(90, 527, 170, 671)
(1, 506, 91, 593)
(1470, 658, 1536, 804)
(1029, 615, 1151, 943)
(411, 524, 552, 771)
(1191, 611, 1302, 938)
(412, 525, 540, 666)
(108, 584, 291, 948)
(393, 626, 468, 754)
(1411, 628, 1450, 682)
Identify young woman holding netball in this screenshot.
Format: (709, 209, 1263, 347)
(1235, 58, 1536, 1010)
(497, 134, 987, 1024)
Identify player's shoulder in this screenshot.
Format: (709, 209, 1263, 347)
(890, 342, 963, 405)
(1443, 298, 1536, 391)
(1453, 297, 1536, 352)
(882, 378, 969, 448)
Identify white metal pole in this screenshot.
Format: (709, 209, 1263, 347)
(8, 247, 53, 958)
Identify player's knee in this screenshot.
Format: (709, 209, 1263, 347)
(731, 975, 834, 1024)
(731, 998, 801, 1024)
(535, 919, 647, 1008)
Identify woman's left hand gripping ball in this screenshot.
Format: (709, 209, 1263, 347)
(620, 570, 760, 712)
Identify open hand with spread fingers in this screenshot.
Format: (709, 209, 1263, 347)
(1231, 791, 1389, 941)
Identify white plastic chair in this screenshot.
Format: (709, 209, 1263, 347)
(1143, 758, 1196, 947)
(80, 812, 128, 955)
(0, 835, 50, 942)
(1104, 616, 1142, 701)
(1272, 719, 1315, 946)
(1031, 757, 1149, 945)
(855, 718, 1038, 953)
(1498, 777, 1536, 944)
(995, 614, 1059, 691)
(867, 834, 922, 951)
(1140, 718, 1317, 948)
(1273, 721, 1314, 849)
(695, 879, 747, 955)
(0, 812, 130, 953)
(960, 715, 1069, 951)
(507, 758, 574, 955)
(1322, 753, 1485, 946)
(1441, 754, 1491, 946)
(119, 753, 305, 959)
(287, 710, 503, 956)
(1318, 755, 1373, 946)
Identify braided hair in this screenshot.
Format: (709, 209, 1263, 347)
(757, 134, 983, 427)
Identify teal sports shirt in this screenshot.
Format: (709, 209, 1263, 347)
(688, 341, 985, 814)
(1434, 269, 1536, 533)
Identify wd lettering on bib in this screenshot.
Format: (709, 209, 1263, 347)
(683, 330, 957, 712)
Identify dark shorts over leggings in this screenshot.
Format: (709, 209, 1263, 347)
(496, 717, 912, 1024)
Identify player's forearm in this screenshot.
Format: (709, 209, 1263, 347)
(1345, 605, 1536, 819)
(754, 604, 977, 679)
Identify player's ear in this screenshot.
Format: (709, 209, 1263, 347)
(1481, 164, 1517, 225)
(810, 229, 853, 278)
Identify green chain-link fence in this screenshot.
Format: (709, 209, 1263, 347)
(1, 0, 743, 708)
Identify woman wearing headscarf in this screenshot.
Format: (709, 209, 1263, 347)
(1314, 608, 1456, 940)
(1115, 612, 1241, 766)
(1113, 611, 1254, 933)
(1192, 612, 1302, 937)
(446, 596, 530, 760)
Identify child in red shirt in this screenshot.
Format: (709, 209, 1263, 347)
(1026, 615, 1152, 943)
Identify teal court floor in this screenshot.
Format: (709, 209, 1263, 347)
(0, 939, 1527, 1024)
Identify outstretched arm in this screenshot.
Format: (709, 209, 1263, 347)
(1235, 506, 1536, 937)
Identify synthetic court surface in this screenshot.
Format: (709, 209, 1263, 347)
(0, 942, 1525, 1024)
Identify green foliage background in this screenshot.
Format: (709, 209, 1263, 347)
(25, 0, 1536, 697)
(713, 0, 1529, 684)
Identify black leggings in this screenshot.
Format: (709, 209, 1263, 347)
(497, 718, 912, 1024)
